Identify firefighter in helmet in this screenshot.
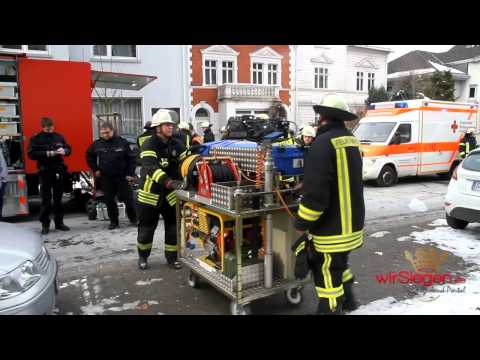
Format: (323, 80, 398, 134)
(137, 121, 154, 148)
(293, 94, 365, 315)
(459, 128, 477, 159)
(176, 122, 193, 149)
(136, 109, 188, 270)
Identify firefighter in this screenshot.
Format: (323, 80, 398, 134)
(293, 94, 365, 315)
(137, 109, 188, 270)
(86, 122, 138, 230)
(459, 128, 477, 159)
(176, 122, 193, 149)
(136, 121, 154, 148)
(200, 122, 215, 143)
(296, 125, 316, 147)
(28, 117, 72, 235)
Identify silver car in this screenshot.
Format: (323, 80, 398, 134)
(0, 221, 57, 315)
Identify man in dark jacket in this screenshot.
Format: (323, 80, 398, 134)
(86, 122, 137, 230)
(293, 95, 365, 315)
(200, 122, 215, 143)
(28, 117, 71, 234)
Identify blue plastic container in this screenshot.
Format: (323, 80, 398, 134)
(271, 145, 305, 175)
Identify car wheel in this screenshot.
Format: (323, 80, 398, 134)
(375, 165, 397, 187)
(446, 213, 469, 229)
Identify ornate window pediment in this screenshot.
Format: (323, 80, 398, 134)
(355, 57, 378, 69)
(250, 46, 283, 60)
(201, 45, 240, 56)
(311, 53, 333, 65)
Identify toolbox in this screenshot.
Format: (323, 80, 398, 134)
(211, 181, 262, 210)
(271, 145, 305, 176)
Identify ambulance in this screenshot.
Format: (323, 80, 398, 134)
(353, 100, 479, 187)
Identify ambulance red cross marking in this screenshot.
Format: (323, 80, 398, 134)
(451, 120, 458, 133)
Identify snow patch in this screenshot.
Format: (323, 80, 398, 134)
(374, 251, 384, 256)
(428, 219, 448, 227)
(369, 231, 390, 238)
(397, 236, 412, 242)
(408, 199, 428, 212)
(351, 225, 480, 315)
(135, 278, 163, 286)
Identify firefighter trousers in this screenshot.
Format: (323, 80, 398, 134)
(39, 170, 65, 227)
(137, 199, 178, 263)
(311, 251, 355, 314)
(101, 175, 137, 224)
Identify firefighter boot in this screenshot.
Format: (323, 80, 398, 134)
(55, 223, 70, 231)
(108, 220, 119, 230)
(343, 280, 359, 312)
(316, 299, 344, 315)
(41, 224, 50, 235)
(138, 256, 148, 270)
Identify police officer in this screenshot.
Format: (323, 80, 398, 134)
(459, 128, 477, 159)
(28, 117, 72, 235)
(137, 109, 188, 270)
(137, 121, 154, 148)
(293, 94, 365, 315)
(200, 122, 215, 143)
(86, 122, 137, 230)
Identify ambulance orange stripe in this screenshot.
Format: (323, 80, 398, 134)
(367, 106, 477, 117)
(361, 142, 459, 157)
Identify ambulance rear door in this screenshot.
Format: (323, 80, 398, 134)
(419, 101, 474, 175)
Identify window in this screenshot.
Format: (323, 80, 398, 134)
(469, 86, 477, 99)
(353, 122, 396, 143)
(463, 152, 480, 171)
(0, 45, 48, 53)
(267, 64, 278, 85)
(93, 45, 108, 56)
(222, 61, 233, 84)
(204, 60, 217, 85)
(93, 98, 143, 136)
(92, 45, 137, 58)
(392, 124, 411, 144)
(356, 71, 364, 91)
(253, 63, 263, 84)
(314, 67, 328, 89)
(368, 73, 375, 90)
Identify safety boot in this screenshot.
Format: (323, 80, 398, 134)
(343, 280, 360, 312)
(138, 256, 148, 270)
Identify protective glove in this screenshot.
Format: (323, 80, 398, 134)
(165, 179, 186, 191)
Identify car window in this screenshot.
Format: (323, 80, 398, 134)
(463, 152, 480, 171)
(353, 122, 396, 143)
(396, 124, 411, 143)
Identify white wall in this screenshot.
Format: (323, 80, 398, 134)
(292, 45, 389, 126)
(68, 45, 188, 125)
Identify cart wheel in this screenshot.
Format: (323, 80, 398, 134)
(285, 287, 303, 306)
(230, 301, 251, 315)
(188, 271, 200, 289)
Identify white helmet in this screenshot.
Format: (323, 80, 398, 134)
(220, 126, 227, 132)
(178, 122, 190, 130)
(151, 109, 177, 128)
(200, 121, 211, 128)
(302, 125, 316, 137)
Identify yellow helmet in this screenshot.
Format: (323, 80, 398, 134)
(313, 94, 357, 121)
(151, 109, 177, 128)
(302, 126, 316, 137)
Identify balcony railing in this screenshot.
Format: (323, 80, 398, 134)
(218, 84, 280, 101)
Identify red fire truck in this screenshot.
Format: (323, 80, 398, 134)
(0, 53, 156, 217)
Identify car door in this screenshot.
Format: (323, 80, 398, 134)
(390, 123, 418, 177)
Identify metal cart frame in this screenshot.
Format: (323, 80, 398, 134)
(176, 187, 310, 315)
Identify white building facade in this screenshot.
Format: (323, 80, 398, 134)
(68, 45, 190, 135)
(291, 45, 390, 127)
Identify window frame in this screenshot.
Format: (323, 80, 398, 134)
(204, 59, 218, 86)
(221, 60, 234, 85)
(367, 72, 375, 90)
(314, 66, 329, 89)
(469, 85, 477, 99)
(393, 123, 412, 144)
(356, 71, 365, 92)
(251, 60, 281, 86)
(0, 45, 50, 56)
(91, 45, 139, 61)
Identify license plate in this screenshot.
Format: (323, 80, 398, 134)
(472, 181, 480, 192)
